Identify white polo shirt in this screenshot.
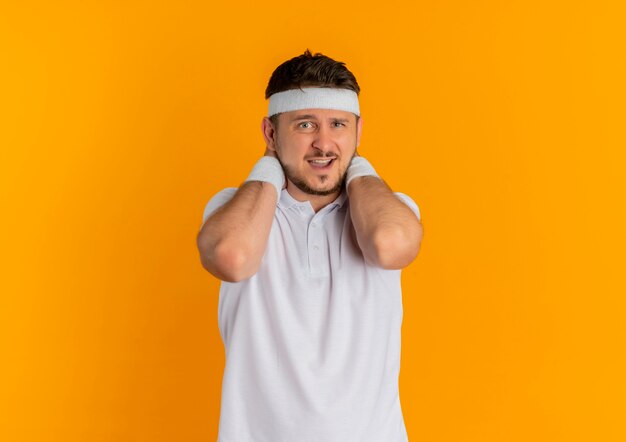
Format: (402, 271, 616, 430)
(202, 186, 421, 442)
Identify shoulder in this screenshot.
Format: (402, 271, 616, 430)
(201, 187, 239, 225)
(393, 192, 422, 222)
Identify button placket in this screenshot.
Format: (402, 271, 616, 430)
(307, 213, 327, 274)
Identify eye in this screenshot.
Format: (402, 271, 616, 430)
(333, 122, 345, 127)
(299, 122, 313, 129)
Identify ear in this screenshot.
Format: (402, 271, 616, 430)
(356, 115, 363, 147)
(261, 117, 278, 153)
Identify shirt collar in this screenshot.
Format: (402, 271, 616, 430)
(278, 188, 349, 211)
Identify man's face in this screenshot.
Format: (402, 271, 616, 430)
(264, 108, 363, 197)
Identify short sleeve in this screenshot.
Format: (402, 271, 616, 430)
(394, 192, 422, 222)
(201, 187, 239, 226)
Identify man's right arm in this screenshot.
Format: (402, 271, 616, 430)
(196, 180, 278, 282)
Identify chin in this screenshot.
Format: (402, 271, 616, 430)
(308, 179, 344, 196)
(294, 178, 342, 196)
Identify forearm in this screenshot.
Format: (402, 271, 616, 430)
(348, 176, 422, 269)
(197, 181, 277, 281)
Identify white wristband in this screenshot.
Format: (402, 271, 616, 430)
(346, 156, 380, 188)
(244, 156, 285, 201)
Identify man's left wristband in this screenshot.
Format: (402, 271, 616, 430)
(346, 156, 380, 189)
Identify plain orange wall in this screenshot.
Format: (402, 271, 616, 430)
(1, 1, 625, 441)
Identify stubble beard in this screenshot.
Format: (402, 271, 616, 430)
(279, 158, 348, 196)
(275, 149, 349, 196)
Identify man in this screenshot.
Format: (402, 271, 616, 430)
(197, 49, 423, 442)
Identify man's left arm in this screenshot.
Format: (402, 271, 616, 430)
(347, 160, 423, 269)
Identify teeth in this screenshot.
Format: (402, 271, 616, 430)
(310, 159, 332, 164)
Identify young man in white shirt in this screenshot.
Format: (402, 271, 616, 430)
(197, 49, 423, 442)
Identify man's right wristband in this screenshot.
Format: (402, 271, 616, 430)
(244, 156, 285, 202)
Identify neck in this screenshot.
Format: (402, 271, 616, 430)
(285, 181, 342, 212)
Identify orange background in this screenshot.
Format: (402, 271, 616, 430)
(1, 1, 625, 441)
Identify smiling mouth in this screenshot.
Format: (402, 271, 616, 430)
(307, 158, 336, 169)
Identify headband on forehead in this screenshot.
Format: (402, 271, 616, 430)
(267, 87, 360, 117)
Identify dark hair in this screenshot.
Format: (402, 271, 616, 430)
(265, 49, 361, 128)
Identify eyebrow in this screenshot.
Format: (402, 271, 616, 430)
(290, 114, 351, 123)
(291, 114, 316, 121)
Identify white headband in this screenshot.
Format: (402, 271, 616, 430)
(267, 87, 360, 117)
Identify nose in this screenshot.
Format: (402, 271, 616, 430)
(311, 124, 336, 154)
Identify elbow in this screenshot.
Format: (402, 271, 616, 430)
(371, 223, 423, 270)
(198, 237, 259, 282)
(213, 241, 256, 282)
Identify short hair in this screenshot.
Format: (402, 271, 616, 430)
(265, 49, 361, 128)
